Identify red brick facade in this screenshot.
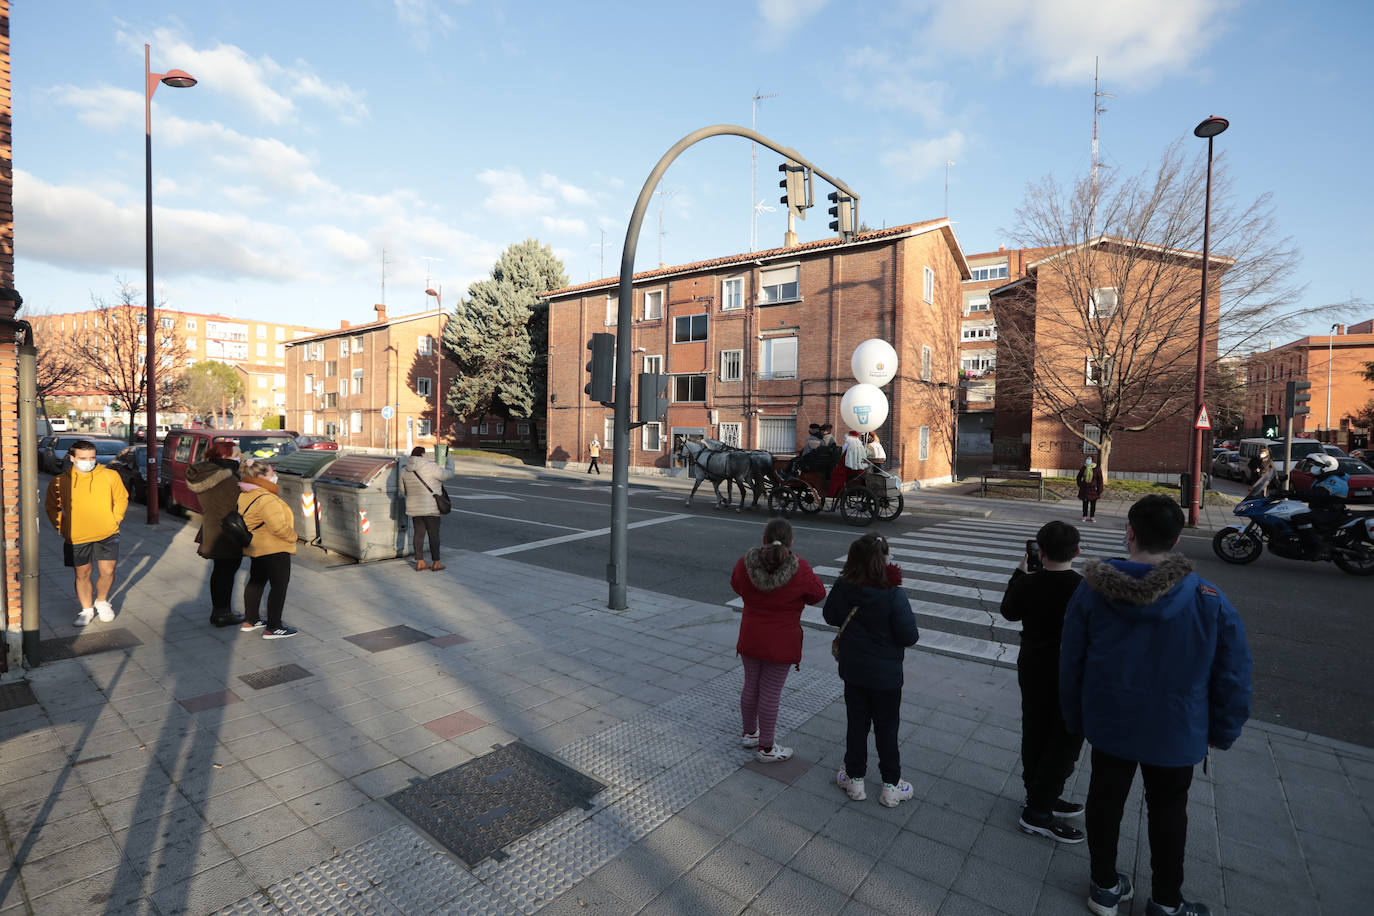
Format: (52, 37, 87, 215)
(1243, 322, 1374, 444)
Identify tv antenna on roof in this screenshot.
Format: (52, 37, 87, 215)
(750, 90, 779, 252)
(1090, 56, 1115, 237)
(419, 256, 443, 308)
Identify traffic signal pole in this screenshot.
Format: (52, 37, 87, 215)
(606, 125, 858, 609)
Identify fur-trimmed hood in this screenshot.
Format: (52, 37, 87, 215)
(743, 546, 798, 591)
(1081, 553, 1195, 616)
(185, 461, 235, 494)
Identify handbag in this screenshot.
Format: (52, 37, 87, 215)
(221, 494, 267, 549)
(831, 605, 859, 661)
(411, 468, 452, 515)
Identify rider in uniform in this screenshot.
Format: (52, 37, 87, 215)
(1292, 454, 1350, 558)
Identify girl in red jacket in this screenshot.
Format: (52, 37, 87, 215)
(731, 518, 826, 762)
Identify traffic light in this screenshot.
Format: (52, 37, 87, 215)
(827, 190, 854, 236)
(1261, 414, 1280, 439)
(637, 372, 668, 423)
(778, 160, 808, 221)
(1284, 380, 1311, 418)
(585, 333, 614, 405)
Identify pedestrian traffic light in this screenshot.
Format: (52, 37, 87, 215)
(778, 160, 808, 221)
(827, 190, 854, 236)
(1261, 414, 1280, 438)
(585, 333, 614, 405)
(637, 372, 668, 423)
(1284, 380, 1311, 418)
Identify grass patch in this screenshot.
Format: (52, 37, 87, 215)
(446, 448, 532, 466)
(985, 476, 1237, 507)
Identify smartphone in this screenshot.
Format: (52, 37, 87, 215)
(1025, 539, 1043, 572)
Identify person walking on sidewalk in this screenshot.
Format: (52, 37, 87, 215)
(236, 459, 299, 639)
(186, 440, 245, 628)
(1061, 495, 1252, 916)
(999, 520, 1085, 844)
(587, 436, 601, 474)
(1077, 457, 1104, 522)
(401, 446, 448, 572)
(730, 518, 826, 764)
(824, 533, 919, 807)
(44, 439, 128, 627)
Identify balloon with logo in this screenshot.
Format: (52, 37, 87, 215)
(851, 338, 898, 387)
(840, 384, 889, 433)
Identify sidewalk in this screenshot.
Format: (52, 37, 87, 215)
(0, 510, 1369, 914)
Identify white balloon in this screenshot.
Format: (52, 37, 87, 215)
(840, 384, 889, 432)
(851, 338, 899, 386)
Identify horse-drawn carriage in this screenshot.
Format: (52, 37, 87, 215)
(673, 438, 904, 526)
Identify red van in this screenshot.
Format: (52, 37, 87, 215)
(160, 429, 300, 513)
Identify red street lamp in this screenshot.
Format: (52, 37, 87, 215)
(1188, 115, 1228, 527)
(425, 288, 443, 442)
(144, 44, 197, 524)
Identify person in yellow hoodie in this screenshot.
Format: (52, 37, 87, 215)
(236, 458, 299, 639)
(44, 439, 128, 627)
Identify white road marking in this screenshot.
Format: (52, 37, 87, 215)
(483, 513, 692, 557)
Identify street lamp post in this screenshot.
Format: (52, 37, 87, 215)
(144, 44, 196, 524)
(1326, 323, 1338, 434)
(1188, 115, 1228, 528)
(426, 288, 443, 447)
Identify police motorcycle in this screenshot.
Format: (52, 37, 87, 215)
(1212, 466, 1374, 576)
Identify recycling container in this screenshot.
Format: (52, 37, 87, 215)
(268, 450, 340, 542)
(312, 455, 411, 562)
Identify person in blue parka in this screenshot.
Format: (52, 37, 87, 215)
(1060, 495, 1252, 916)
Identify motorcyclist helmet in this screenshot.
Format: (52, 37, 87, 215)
(1309, 453, 1339, 473)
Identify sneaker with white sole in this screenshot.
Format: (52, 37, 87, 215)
(1145, 900, 1210, 916)
(240, 620, 266, 632)
(754, 745, 792, 763)
(262, 626, 298, 640)
(1053, 798, 1085, 818)
(1019, 807, 1085, 843)
(73, 608, 95, 627)
(94, 600, 115, 622)
(835, 769, 866, 801)
(879, 779, 913, 808)
(1087, 874, 1134, 916)
(741, 731, 759, 748)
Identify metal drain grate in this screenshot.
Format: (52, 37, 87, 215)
(343, 625, 434, 653)
(238, 663, 313, 690)
(0, 681, 38, 711)
(39, 628, 143, 661)
(386, 742, 605, 867)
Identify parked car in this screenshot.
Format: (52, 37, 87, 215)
(1211, 449, 1241, 480)
(38, 435, 86, 473)
(1287, 456, 1374, 503)
(295, 435, 339, 450)
(109, 445, 151, 502)
(48, 416, 69, 432)
(1351, 448, 1370, 463)
(1323, 444, 1348, 458)
(134, 423, 172, 443)
(160, 428, 299, 514)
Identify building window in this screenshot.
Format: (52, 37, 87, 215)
(257, 343, 267, 357)
(643, 355, 662, 375)
(758, 337, 798, 380)
(324, 361, 337, 377)
(257, 325, 268, 339)
(257, 377, 269, 389)
(325, 421, 338, 437)
(416, 377, 432, 397)
(964, 295, 990, 315)
(961, 355, 996, 374)
(159, 317, 174, 329)
(921, 346, 932, 381)
(923, 266, 935, 303)
(961, 326, 997, 341)
(759, 266, 800, 304)
(276, 327, 285, 340)
(417, 335, 434, 356)
(720, 349, 743, 382)
(325, 392, 338, 408)
(480, 422, 488, 435)
(338, 378, 347, 395)
(968, 264, 1010, 282)
(352, 369, 364, 394)
(274, 373, 286, 386)
(642, 422, 662, 451)
(351, 336, 364, 353)
(418, 418, 432, 437)
(275, 344, 285, 359)
(673, 375, 707, 402)
(605, 296, 617, 327)
(718, 422, 742, 448)
(186, 318, 197, 331)
(722, 277, 744, 311)
(1084, 423, 1101, 455)
(673, 314, 708, 343)
(1086, 356, 1114, 386)
(339, 340, 348, 358)
(351, 410, 363, 434)
(919, 426, 930, 460)
(643, 290, 663, 321)
(518, 422, 530, 435)
(304, 373, 314, 392)
(604, 417, 616, 451)
(1090, 287, 1119, 320)
(757, 417, 796, 453)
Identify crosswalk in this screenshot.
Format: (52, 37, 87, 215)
(727, 517, 1126, 669)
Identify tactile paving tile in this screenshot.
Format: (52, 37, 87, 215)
(0, 681, 38, 711)
(434, 883, 522, 915)
(384, 742, 605, 868)
(556, 738, 662, 789)
(38, 627, 142, 660)
(238, 663, 313, 690)
(590, 789, 674, 841)
(214, 893, 278, 915)
(343, 625, 435, 653)
(480, 823, 630, 915)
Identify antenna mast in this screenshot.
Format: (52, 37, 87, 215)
(655, 186, 679, 265)
(750, 90, 778, 252)
(1090, 57, 1114, 239)
(381, 248, 393, 305)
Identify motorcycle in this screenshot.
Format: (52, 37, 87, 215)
(1212, 469, 1374, 576)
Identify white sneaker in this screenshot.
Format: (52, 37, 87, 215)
(754, 745, 793, 763)
(836, 769, 866, 801)
(741, 731, 759, 748)
(94, 600, 115, 622)
(74, 608, 95, 627)
(879, 779, 914, 808)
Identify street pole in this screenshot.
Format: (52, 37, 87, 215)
(607, 125, 860, 609)
(1326, 323, 1336, 435)
(1189, 116, 1228, 527)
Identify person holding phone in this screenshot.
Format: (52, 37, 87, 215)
(999, 520, 1085, 843)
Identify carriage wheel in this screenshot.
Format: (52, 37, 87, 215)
(874, 491, 905, 522)
(767, 485, 795, 516)
(791, 481, 823, 514)
(839, 487, 877, 526)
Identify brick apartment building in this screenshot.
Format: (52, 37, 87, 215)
(543, 220, 972, 487)
(234, 364, 288, 428)
(285, 305, 448, 451)
(1243, 319, 1374, 447)
(991, 237, 1221, 480)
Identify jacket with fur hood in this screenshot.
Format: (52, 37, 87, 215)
(1060, 554, 1252, 768)
(731, 546, 826, 665)
(187, 458, 243, 559)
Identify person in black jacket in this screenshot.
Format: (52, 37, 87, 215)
(823, 533, 919, 808)
(1000, 520, 1085, 844)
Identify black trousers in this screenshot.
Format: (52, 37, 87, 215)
(209, 556, 242, 612)
(412, 515, 440, 562)
(1086, 746, 1193, 908)
(1018, 665, 1083, 813)
(843, 684, 902, 785)
(244, 553, 292, 629)
(588, 457, 600, 474)
(1081, 498, 1098, 518)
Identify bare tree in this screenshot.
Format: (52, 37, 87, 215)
(996, 141, 1341, 478)
(25, 313, 86, 413)
(71, 280, 189, 441)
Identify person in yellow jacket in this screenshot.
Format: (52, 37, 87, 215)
(236, 458, 299, 639)
(44, 440, 128, 627)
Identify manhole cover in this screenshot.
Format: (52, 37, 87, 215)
(39, 628, 142, 661)
(0, 681, 38, 711)
(344, 625, 433, 653)
(239, 663, 313, 690)
(386, 742, 605, 867)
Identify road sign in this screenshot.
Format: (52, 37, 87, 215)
(1194, 405, 1211, 430)
(381, 405, 395, 420)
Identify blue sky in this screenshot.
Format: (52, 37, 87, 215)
(13, 0, 1372, 338)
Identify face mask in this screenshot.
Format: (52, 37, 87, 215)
(266, 473, 278, 484)
(74, 459, 97, 473)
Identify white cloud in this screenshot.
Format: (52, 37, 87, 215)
(45, 85, 143, 131)
(540, 216, 588, 236)
(880, 130, 967, 181)
(540, 173, 595, 207)
(311, 226, 372, 263)
(758, 0, 830, 32)
(477, 168, 555, 217)
(843, 47, 951, 124)
(393, 0, 457, 50)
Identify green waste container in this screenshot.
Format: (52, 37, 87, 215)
(434, 442, 449, 467)
(313, 455, 411, 562)
(268, 450, 340, 542)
